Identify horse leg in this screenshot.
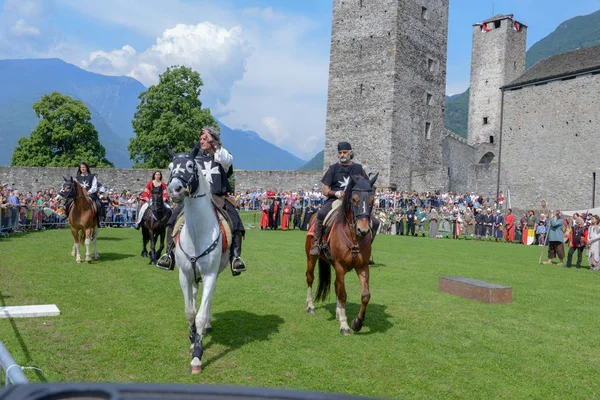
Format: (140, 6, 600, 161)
(191, 272, 218, 374)
(84, 228, 93, 263)
(179, 267, 199, 355)
(156, 230, 165, 264)
(93, 227, 99, 260)
(149, 232, 157, 265)
(305, 237, 316, 314)
(351, 265, 371, 332)
(333, 265, 351, 335)
(141, 227, 149, 258)
(70, 227, 79, 260)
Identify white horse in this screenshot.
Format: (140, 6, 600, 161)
(167, 147, 230, 374)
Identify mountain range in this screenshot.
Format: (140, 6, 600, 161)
(444, 9, 600, 138)
(0, 58, 306, 169)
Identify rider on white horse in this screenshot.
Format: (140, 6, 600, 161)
(157, 126, 247, 275)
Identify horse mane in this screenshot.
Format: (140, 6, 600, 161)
(334, 178, 356, 225)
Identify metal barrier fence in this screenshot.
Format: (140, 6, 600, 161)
(0, 206, 67, 236)
(0, 340, 28, 386)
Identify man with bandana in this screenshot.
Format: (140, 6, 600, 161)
(310, 141, 369, 256)
(157, 126, 246, 275)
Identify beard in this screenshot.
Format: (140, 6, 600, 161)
(339, 156, 349, 163)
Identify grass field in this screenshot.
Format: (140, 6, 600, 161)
(1, 223, 600, 399)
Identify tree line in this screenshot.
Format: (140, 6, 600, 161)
(11, 65, 215, 169)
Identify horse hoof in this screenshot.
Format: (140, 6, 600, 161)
(307, 307, 315, 315)
(351, 318, 363, 332)
(340, 328, 352, 336)
(191, 365, 202, 374)
(141, 253, 148, 258)
(204, 327, 212, 334)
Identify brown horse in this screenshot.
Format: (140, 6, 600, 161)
(305, 173, 378, 335)
(58, 176, 99, 263)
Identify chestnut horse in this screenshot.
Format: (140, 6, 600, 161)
(141, 185, 171, 265)
(58, 176, 99, 263)
(305, 173, 378, 335)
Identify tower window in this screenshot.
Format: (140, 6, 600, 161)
(427, 58, 435, 72)
(489, 136, 494, 144)
(426, 93, 433, 105)
(494, 20, 501, 29)
(483, 117, 488, 125)
(425, 122, 432, 139)
(421, 6, 428, 19)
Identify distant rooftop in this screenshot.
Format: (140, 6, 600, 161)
(504, 44, 600, 89)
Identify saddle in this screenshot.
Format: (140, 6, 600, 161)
(172, 196, 233, 253)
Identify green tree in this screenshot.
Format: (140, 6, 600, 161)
(11, 92, 114, 167)
(128, 65, 216, 168)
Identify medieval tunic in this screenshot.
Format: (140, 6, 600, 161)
(504, 213, 515, 242)
(428, 208, 439, 238)
(293, 203, 303, 229)
(318, 162, 368, 220)
(475, 212, 484, 238)
(587, 225, 600, 270)
(195, 146, 244, 234)
(494, 214, 504, 239)
(483, 212, 494, 238)
(260, 203, 270, 229)
(439, 210, 451, 237)
(462, 210, 474, 236)
(282, 205, 291, 231)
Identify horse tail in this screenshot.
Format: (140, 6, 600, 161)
(315, 257, 331, 302)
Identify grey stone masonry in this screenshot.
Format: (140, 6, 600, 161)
(499, 72, 600, 211)
(0, 167, 324, 195)
(324, 0, 449, 191)
(468, 15, 526, 146)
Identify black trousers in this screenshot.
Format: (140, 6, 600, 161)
(567, 247, 584, 268)
(406, 222, 415, 236)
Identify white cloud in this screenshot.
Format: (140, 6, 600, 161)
(10, 19, 40, 37)
(80, 22, 252, 106)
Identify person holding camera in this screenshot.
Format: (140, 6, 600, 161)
(542, 210, 565, 266)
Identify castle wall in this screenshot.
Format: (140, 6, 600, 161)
(324, 0, 449, 190)
(500, 73, 600, 211)
(0, 167, 324, 194)
(468, 17, 526, 146)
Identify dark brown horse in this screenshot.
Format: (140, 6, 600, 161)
(305, 173, 378, 335)
(141, 185, 171, 265)
(58, 176, 99, 263)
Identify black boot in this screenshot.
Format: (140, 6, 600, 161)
(157, 225, 175, 270)
(231, 230, 246, 276)
(310, 219, 324, 256)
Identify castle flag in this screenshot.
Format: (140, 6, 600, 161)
(481, 22, 491, 33)
(512, 20, 521, 32)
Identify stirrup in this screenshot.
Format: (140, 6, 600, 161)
(156, 254, 174, 271)
(309, 243, 321, 256)
(231, 256, 246, 275)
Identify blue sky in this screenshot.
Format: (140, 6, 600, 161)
(0, 0, 598, 160)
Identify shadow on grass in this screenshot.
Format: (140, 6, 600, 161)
(321, 302, 393, 335)
(97, 252, 136, 261)
(201, 310, 284, 368)
(96, 237, 124, 241)
(0, 291, 48, 382)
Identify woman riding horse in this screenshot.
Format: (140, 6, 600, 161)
(134, 171, 170, 230)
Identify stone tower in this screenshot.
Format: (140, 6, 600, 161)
(467, 14, 527, 146)
(324, 0, 449, 189)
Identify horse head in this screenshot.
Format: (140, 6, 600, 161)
(167, 146, 208, 203)
(57, 176, 77, 200)
(343, 172, 378, 236)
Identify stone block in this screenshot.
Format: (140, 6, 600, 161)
(438, 276, 512, 304)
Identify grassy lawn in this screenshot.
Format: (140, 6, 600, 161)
(1, 225, 600, 399)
